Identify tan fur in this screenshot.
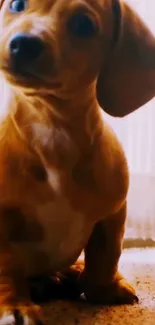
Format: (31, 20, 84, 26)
(0, 0, 154, 324)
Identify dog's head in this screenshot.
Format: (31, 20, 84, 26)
(0, 0, 155, 116)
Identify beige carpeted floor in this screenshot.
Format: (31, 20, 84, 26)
(42, 249, 155, 325)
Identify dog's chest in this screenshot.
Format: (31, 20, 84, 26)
(13, 124, 94, 274)
(35, 198, 92, 267)
(14, 169, 94, 275)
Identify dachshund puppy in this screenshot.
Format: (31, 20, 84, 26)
(0, 0, 155, 324)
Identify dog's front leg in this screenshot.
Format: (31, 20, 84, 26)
(79, 202, 138, 305)
(0, 246, 43, 325)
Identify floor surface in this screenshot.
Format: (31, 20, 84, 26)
(42, 249, 155, 325)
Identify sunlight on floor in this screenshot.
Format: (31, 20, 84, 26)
(120, 248, 155, 264)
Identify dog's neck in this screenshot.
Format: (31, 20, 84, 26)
(2, 81, 103, 170)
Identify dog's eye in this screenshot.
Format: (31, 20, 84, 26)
(10, 0, 27, 13)
(68, 13, 97, 38)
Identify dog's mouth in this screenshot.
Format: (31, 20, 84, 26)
(2, 59, 62, 90)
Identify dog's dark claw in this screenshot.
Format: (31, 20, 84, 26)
(13, 310, 23, 325)
(132, 295, 139, 303)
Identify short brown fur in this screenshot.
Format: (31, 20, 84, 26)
(0, 0, 155, 324)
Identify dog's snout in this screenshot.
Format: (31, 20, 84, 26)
(9, 33, 44, 63)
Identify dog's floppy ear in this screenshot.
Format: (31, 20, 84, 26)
(97, 0, 155, 117)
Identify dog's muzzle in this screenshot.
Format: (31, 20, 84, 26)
(9, 32, 44, 69)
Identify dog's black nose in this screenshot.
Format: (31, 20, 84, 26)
(9, 33, 44, 62)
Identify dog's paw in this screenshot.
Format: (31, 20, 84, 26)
(81, 275, 138, 305)
(0, 304, 44, 325)
(29, 267, 83, 303)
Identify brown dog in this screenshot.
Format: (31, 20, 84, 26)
(0, 0, 155, 324)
